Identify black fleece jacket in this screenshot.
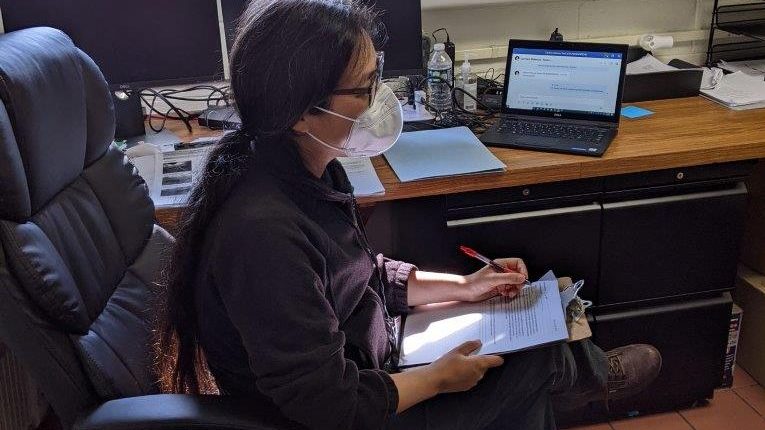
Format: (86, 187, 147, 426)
(193, 142, 417, 430)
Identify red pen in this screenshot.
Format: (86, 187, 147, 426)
(459, 245, 531, 286)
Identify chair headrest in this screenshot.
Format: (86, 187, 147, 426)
(0, 27, 115, 221)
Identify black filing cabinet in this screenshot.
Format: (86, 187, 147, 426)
(592, 294, 733, 413)
(599, 181, 747, 308)
(380, 161, 754, 417)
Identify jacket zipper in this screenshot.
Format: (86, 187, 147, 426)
(348, 196, 399, 368)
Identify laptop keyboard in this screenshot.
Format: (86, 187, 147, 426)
(496, 119, 607, 144)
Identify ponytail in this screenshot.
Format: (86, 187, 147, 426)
(154, 129, 254, 394)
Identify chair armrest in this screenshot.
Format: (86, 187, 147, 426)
(74, 394, 305, 430)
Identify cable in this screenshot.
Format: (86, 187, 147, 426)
(431, 28, 450, 44)
(140, 88, 194, 133)
(137, 84, 232, 133)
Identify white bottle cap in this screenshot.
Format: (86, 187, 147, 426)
(433, 43, 445, 51)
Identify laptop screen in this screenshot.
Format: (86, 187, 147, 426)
(504, 41, 627, 123)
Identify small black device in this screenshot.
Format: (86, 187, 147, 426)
(197, 106, 242, 130)
(549, 27, 564, 42)
(481, 39, 629, 157)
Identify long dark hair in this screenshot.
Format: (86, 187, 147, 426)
(154, 0, 377, 394)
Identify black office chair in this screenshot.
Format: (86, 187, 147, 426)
(0, 27, 300, 430)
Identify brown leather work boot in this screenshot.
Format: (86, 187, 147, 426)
(554, 344, 662, 411)
(605, 344, 662, 402)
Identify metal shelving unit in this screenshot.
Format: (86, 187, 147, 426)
(706, 1, 765, 66)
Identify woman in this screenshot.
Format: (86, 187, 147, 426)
(155, 1, 661, 429)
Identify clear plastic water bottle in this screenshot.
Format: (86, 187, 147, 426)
(427, 43, 453, 112)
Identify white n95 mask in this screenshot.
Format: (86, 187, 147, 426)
(307, 83, 403, 157)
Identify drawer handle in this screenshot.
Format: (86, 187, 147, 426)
(603, 182, 747, 210)
(447, 203, 601, 227)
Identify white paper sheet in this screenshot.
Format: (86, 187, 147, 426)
(337, 157, 385, 197)
(701, 71, 765, 108)
(626, 54, 678, 75)
(398, 271, 568, 368)
(719, 59, 765, 78)
(153, 147, 212, 207)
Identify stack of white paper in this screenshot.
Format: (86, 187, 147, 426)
(398, 271, 568, 369)
(337, 157, 385, 197)
(719, 59, 765, 78)
(626, 54, 678, 75)
(701, 71, 765, 110)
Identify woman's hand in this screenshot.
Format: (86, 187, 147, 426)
(461, 257, 528, 302)
(426, 340, 505, 393)
(406, 258, 528, 306)
(389, 340, 504, 413)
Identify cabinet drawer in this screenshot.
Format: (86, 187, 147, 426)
(592, 294, 732, 415)
(604, 161, 755, 191)
(599, 183, 747, 307)
(446, 203, 601, 300)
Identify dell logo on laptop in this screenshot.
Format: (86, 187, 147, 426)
(553, 113, 562, 117)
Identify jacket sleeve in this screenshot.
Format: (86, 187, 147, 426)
(212, 220, 399, 430)
(375, 254, 417, 316)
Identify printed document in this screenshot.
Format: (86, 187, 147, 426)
(626, 54, 678, 75)
(398, 272, 568, 368)
(701, 71, 765, 108)
(337, 157, 385, 196)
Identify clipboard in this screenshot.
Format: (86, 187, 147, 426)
(394, 274, 591, 370)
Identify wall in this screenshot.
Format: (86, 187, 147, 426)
(155, 0, 749, 114)
(420, 0, 751, 74)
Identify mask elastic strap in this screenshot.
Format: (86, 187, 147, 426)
(305, 131, 347, 155)
(314, 106, 359, 123)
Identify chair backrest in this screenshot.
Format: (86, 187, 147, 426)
(0, 27, 173, 428)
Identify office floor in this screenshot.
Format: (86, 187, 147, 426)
(570, 366, 765, 430)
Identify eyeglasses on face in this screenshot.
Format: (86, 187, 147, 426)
(330, 51, 385, 108)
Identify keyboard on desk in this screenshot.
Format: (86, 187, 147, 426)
(481, 117, 617, 157)
(495, 119, 607, 144)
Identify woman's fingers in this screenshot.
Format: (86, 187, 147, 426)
(494, 258, 528, 278)
(453, 340, 482, 356)
(475, 354, 504, 368)
(486, 272, 527, 285)
(498, 284, 521, 298)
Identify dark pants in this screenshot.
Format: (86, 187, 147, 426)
(387, 340, 607, 430)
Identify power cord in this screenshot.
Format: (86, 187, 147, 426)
(138, 85, 232, 133)
(403, 75, 498, 134)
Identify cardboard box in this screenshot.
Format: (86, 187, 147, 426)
(735, 265, 765, 386)
(741, 161, 765, 275)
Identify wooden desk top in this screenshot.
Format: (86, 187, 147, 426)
(164, 97, 765, 205)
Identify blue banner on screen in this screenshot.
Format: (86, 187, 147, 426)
(507, 47, 623, 116)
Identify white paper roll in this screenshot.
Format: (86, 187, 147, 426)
(639, 34, 674, 51)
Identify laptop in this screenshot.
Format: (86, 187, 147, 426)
(480, 40, 629, 157)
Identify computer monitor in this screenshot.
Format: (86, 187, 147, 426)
(221, 0, 423, 78)
(221, 0, 247, 56)
(365, 0, 424, 77)
(0, 0, 224, 89)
